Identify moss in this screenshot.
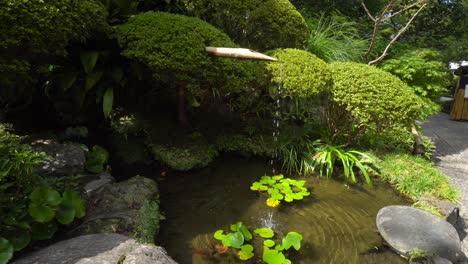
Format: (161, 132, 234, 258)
(413, 201, 443, 218)
(329, 62, 421, 145)
(378, 153, 459, 202)
(150, 137, 218, 171)
(134, 199, 160, 244)
(216, 133, 275, 157)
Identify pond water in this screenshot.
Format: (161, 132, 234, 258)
(158, 156, 407, 264)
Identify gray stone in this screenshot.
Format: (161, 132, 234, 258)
(377, 205, 464, 262)
(410, 255, 453, 264)
(81, 171, 115, 197)
(32, 139, 85, 176)
(419, 196, 461, 227)
(75, 175, 158, 236)
(13, 233, 177, 264)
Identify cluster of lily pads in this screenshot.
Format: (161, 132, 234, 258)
(250, 174, 310, 207)
(213, 222, 303, 264)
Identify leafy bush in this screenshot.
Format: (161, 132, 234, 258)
(378, 153, 459, 202)
(381, 49, 451, 118)
(0, 0, 108, 109)
(328, 62, 421, 145)
(263, 49, 331, 122)
(0, 124, 85, 263)
(182, 0, 308, 51)
(84, 145, 110, 174)
(306, 15, 368, 63)
(114, 11, 260, 119)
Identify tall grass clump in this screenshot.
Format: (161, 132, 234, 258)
(306, 15, 368, 63)
(378, 153, 459, 202)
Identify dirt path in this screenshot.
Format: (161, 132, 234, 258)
(421, 113, 468, 255)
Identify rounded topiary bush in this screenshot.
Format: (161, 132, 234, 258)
(329, 62, 421, 145)
(265, 49, 331, 98)
(182, 0, 308, 51)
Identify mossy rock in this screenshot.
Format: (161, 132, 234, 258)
(215, 133, 274, 157)
(149, 139, 218, 171)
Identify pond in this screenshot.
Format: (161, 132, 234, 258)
(157, 156, 408, 264)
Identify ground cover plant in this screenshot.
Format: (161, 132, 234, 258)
(214, 222, 303, 263)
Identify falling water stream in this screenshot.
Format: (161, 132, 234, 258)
(270, 63, 284, 174)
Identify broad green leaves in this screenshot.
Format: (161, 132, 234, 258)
(80, 50, 100, 74)
(254, 228, 274, 238)
(250, 175, 310, 207)
(103, 87, 114, 118)
(238, 245, 254, 260)
(0, 238, 13, 264)
(84, 145, 109, 173)
(282, 232, 303, 251)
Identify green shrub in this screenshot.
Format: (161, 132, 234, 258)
(381, 49, 451, 119)
(262, 49, 331, 122)
(378, 153, 459, 202)
(215, 133, 274, 157)
(328, 62, 421, 145)
(0, 124, 85, 262)
(0, 0, 108, 109)
(182, 0, 308, 51)
(84, 145, 110, 174)
(114, 11, 259, 117)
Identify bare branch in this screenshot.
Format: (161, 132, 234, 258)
(382, 0, 426, 21)
(368, 3, 427, 65)
(361, 2, 376, 22)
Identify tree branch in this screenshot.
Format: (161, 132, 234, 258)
(382, 0, 426, 21)
(361, 2, 376, 22)
(368, 3, 426, 65)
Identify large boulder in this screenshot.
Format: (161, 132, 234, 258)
(31, 139, 85, 176)
(75, 175, 159, 237)
(13, 233, 177, 264)
(377, 205, 464, 263)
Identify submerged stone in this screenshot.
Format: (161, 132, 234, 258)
(376, 205, 464, 263)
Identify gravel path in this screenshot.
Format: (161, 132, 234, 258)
(422, 113, 468, 255)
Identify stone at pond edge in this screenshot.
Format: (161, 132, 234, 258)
(73, 175, 159, 238)
(377, 205, 464, 263)
(32, 139, 85, 176)
(13, 233, 177, 264)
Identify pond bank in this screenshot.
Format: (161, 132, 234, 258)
(422, 112, 468, 255)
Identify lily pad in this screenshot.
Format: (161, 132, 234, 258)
(239, 244, 254, 260)
(254, 228, 274, 238)
(272, 175, 284, 180)
(263, 247, 286, 264)
(282, 232, 303, 250)
(222, 232, 244, 249)
(264, 239, 276, 247)
(214, 230, 225, 240)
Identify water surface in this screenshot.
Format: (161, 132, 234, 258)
(158, 157, 407, 264)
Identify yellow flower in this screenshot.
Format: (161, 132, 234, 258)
(266, 198, 280, 208)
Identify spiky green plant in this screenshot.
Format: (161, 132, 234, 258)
(309, 141, 374, 185)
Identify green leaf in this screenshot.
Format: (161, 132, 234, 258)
(263, 247, 286, 264)
(222, 232, 244, 249)
(59, 71, 78, 91)
(80, 50, 99, 74)
(214, 230, 225, 241)
(56, 202, 75, 225)
(274, 244, 283, 251)
(272, 174, 284, 180)
(238, 244, 254, 260)
(63, 190, 85, 218)
(1, 227, 30, 251)
(84, 70, 104, 91)
(30, 187, 61, 206)
(0, 237, 13, 264)
(28, 203, 54, 223)
(102, 87, 114, 118)
(238, 225, 252, 241)
(282, 232, 303, 251)
(254, 228, 274, 238)
(264, 239, 275, 248)
(30, 222, 57, 240)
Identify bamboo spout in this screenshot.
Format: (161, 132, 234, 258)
(205, 47, 279, 62)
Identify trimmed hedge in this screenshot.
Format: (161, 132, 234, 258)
(182, 0, 308, 51)
(329, 62, 421, 145)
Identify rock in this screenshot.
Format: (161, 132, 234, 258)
(32, 139, 85, 176)
(377, 205, 464, 263)
(13, 233, 177, 264)
(75, 175, 159, 236)
(80, 171, 115, 197)
(418, 196, 461, 227)
(410, 255, 453, 264)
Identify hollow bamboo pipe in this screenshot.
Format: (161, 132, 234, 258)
(205, 47, 279, 62)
